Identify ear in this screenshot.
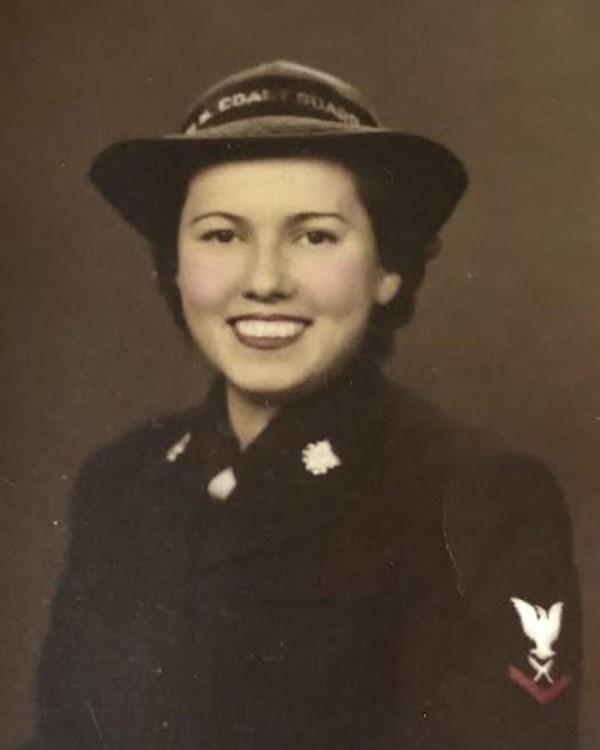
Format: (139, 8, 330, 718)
(375, 270, 402, 306)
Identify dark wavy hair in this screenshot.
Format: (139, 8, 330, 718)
(149, 151, 437, 360)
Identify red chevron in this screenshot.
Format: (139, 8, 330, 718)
(508, 665, 571, 704)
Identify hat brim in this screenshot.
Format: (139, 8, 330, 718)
(89, 116, 468, 244)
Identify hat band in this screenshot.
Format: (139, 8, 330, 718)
(182, 77, 379, 134)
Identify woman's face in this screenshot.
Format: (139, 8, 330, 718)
(177, 158, 401, 399)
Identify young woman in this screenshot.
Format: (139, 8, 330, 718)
(35, 61, 581, 749)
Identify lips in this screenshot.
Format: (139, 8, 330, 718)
(228, 314, 311, 350)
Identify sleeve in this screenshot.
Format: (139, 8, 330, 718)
(34, 449, 121, 750)
(441, 451, 581, 749)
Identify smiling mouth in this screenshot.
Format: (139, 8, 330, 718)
(228, 315, 311, 350)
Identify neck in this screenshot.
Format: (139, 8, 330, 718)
(226, 384, 280, 450)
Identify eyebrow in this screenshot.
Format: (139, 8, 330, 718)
(287, 212, 349, 225)
(188, 211, 349, 227)
(189, 211, 241, 226)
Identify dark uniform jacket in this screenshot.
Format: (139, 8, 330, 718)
(35, 361, 581, 749)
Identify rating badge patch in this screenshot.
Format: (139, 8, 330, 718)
(507, 597, 571, 704)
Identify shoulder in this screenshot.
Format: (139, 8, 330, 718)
(383, 381, 574, 586)
(76, 407, 199, 489)
(385, 378, 563, 495)
(383, 380, 505, 473)
(68, 406, 203, 538)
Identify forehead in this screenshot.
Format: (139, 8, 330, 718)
(183, 157, 362, 211)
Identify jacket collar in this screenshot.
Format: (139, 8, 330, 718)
(166, 358, 396, 570)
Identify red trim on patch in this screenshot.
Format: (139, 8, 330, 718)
(508, 665, 571, 704)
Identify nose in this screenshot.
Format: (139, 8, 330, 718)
(242, 238, 293, 302)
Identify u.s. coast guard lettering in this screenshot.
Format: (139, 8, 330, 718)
(184, 86, 371, 134)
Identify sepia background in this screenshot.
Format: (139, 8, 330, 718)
(1, 0, 599, 746)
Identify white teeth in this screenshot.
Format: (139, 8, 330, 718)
(233, 319, 306, 338)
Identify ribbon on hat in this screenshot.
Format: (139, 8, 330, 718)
(183, 75, 378, 134)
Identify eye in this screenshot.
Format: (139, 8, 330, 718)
(301, 230, 338, 246)
(199, 228, 237, 244)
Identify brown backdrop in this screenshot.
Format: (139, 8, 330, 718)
(1, 1, 599, 746)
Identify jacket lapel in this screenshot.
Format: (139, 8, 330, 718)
(181, 361, 396, 572)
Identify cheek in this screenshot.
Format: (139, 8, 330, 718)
(177, 252, 240, 309)
(299, 254, 374, 313)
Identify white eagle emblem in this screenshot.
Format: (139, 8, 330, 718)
(510, 597, 564, 683)
(301, 439, 341, 476)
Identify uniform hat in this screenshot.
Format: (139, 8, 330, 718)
(90, 60, 468, 245)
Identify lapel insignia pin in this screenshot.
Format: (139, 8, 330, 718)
(165, 432, 192, 463)
(508, 596, 571, 703)
(207, 466, 237, 501)
(302, 439, 341, 476)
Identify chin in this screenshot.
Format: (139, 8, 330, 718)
(225, 352, 355, 404)
(227, 367, 316, 403)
